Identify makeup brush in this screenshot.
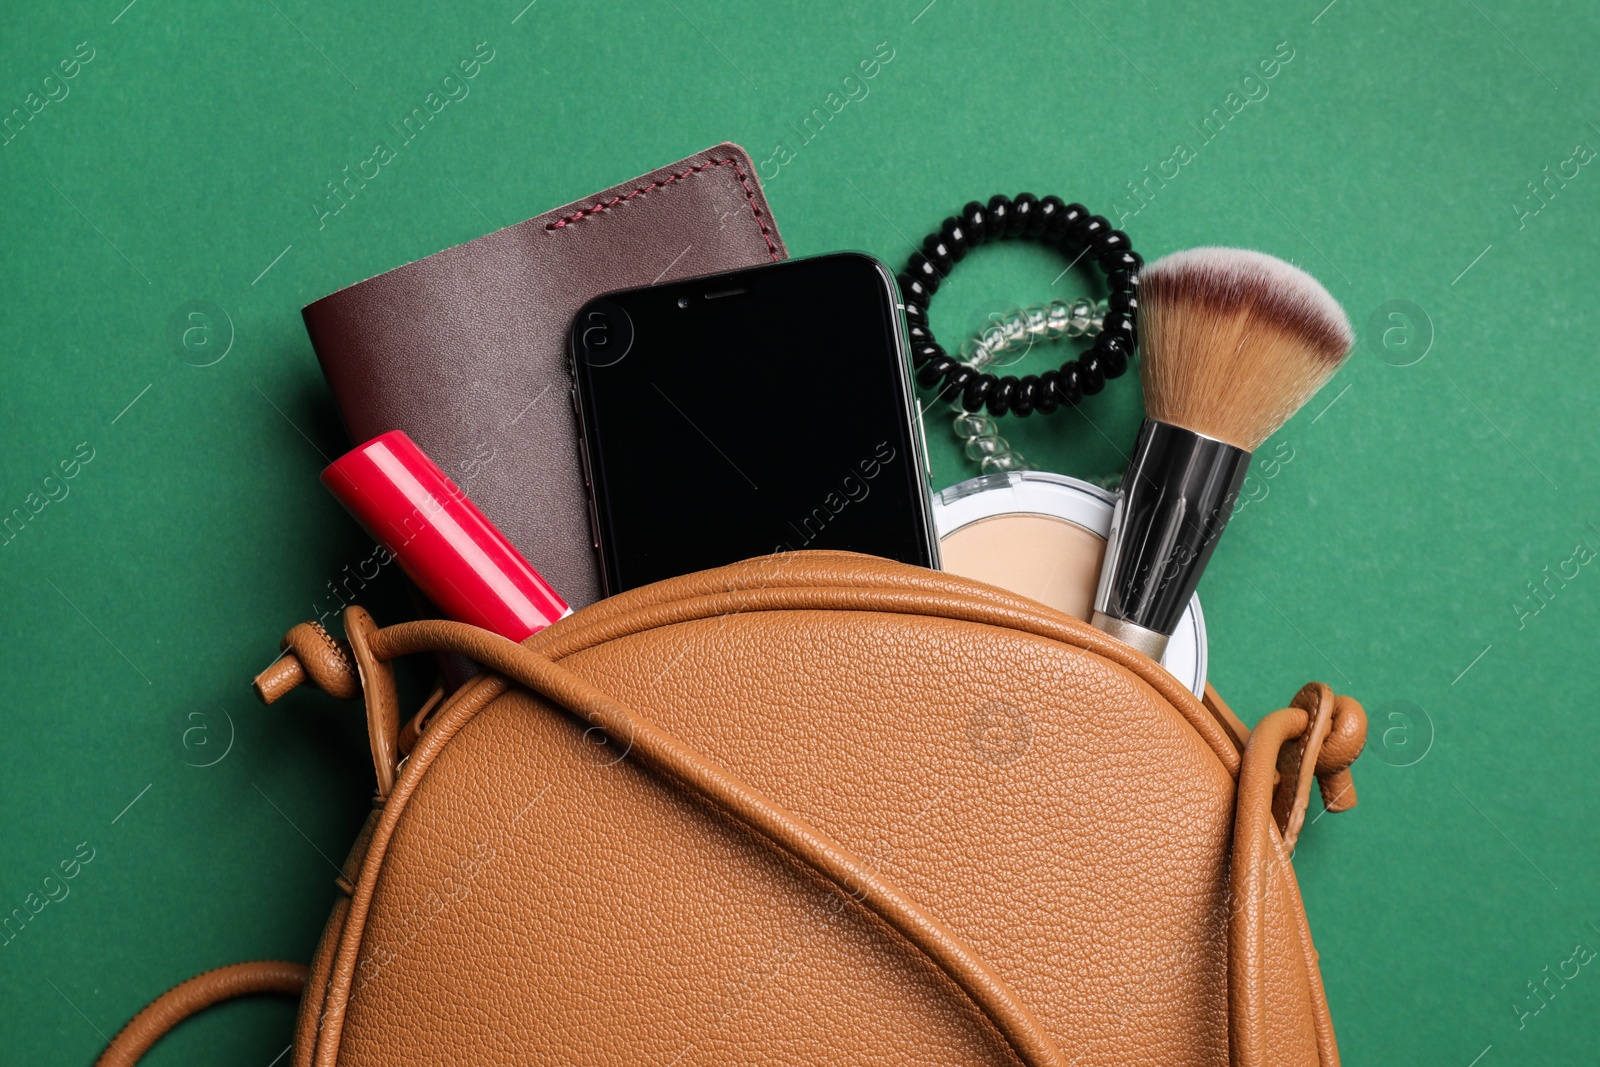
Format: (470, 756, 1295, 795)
(1090, 248, 1354, 659)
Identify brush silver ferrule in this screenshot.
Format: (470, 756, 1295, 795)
(1088, 613, 1170, 661)
(1092, 419, 1251, 658)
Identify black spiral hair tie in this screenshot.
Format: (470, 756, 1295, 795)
(899, 194, 1141, 418)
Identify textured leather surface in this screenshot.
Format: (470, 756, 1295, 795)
(272, 552, 1360, 1066)
(370, 614, 1070, 1067)
(301, 143, 786, 611)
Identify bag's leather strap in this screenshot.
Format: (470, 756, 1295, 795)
(1231, 684, 1366, 1067)
(94, 961, 307, 1067)
(371, 618, 1073, 1067)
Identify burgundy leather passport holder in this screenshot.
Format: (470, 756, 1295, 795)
(303, 143, 787, 609)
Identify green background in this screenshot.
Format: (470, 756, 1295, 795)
(3, 0, 1596, 1062)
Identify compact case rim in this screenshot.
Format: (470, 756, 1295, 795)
(930, 469, 1208, 698)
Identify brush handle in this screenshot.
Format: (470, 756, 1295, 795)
(1091, 420, 1250, 658)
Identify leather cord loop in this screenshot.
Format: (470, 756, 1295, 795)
(1271, 684, 1367, 851)
(1232, 688, 1363, 1067)
(1234, 710, 1324, 1067)
(252, 613, 400, 797)
(372, 617, 1072, 1067)
(95, 961, 307, 1067)
(342, 606, 400, 798)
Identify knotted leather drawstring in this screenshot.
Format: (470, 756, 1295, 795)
(256, 621, 359, 702)
(255, 610, 401, 798)
(1272, 683, 1367, 853)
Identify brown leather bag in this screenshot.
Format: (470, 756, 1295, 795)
(100, 552, 1366, 1067)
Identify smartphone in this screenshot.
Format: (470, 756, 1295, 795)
(568, 252, 939, 595)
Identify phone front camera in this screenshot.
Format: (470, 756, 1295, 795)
(676, 297, 689, 309)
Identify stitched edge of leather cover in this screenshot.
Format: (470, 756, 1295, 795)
(305, 143, 783, 298)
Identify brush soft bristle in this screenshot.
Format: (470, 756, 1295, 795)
(1136, 248, 1354, 451)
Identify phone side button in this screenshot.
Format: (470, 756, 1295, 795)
(586, 495, 601, 550)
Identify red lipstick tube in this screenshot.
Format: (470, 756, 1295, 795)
(322, 430, 569, 641)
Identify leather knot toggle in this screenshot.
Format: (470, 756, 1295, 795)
(1272, 682, 1367, 852)
(253, 620, 361, 704)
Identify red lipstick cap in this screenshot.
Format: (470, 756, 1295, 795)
(321, 430, 569, 641)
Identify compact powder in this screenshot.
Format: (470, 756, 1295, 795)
(939, 513, 1104, 620)
(930, 470, 1208, 697)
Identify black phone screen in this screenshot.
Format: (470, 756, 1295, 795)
(570, 252, 937, 594)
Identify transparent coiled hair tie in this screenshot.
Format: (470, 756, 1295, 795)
(951, 297, 1106, 472)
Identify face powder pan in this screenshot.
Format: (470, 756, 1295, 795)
(930, 470, 1208, 697)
